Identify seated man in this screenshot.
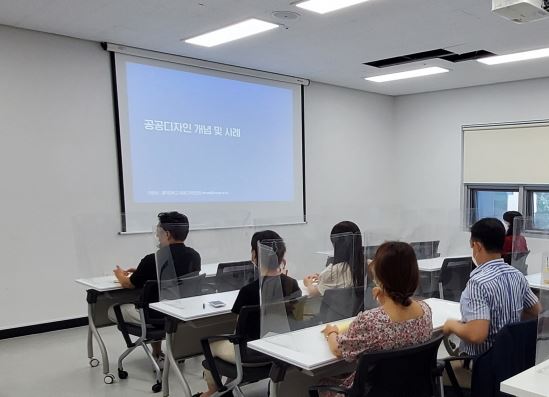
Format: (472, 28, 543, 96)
(109, 211, 201, 365)
(443, 218, 540, 383)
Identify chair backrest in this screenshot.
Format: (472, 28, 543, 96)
(472, 319, 537, 397)
(348, 334, 443, 397)
(215, 261, 256, 292)
(410, 241, 440, 260)
(438, 256, 472, 302)
(502, 251, 529, 275)
(364, 245, 380, 260)
(319, 286, 365, 323)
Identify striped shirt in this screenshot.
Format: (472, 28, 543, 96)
(459, 259, 538, 355)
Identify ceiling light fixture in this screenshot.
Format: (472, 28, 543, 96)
(295, 0, 372, 14)
(185, 18, 278, 47)
(477, 47, 549, 65)
(365, 66, 449, 83)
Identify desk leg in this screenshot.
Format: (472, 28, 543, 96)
(269, 380, 280, 397)
(162, 341, 170, 397)
(165, 331, 192, 397)
(87, 302, 115, 383)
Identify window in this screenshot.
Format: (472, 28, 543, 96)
(465, 185, 549, 233)
(462, 122, 549, 233)
(527, 190, 549, 230)
(467, 186, 519, 224)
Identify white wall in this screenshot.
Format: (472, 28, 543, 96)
(0, 26, 396, 329)
(394, 78, 549, 267)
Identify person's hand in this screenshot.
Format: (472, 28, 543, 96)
(303, 274, 319, 287)
(321, 324, 339, 339)
(114, 265, 127, 278)
(125, 267, 137, 274)
(443, 319, 458, 336)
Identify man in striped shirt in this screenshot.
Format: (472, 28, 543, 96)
(443, 218, 540, 356)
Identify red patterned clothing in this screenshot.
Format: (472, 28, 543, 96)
(335, 300, 433, 390)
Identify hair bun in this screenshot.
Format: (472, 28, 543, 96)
(386, 290, 413, 307)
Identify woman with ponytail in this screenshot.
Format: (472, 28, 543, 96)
(320, 241, 433, 394)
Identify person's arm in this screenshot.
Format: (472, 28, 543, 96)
(523, 302, 541, 320)
(321, 324, 342, 358)
(445, 279, 490, 345)
(303, 274, 321, 297)
(522, 284, 541, 320)
(443, 319, 490, 345)
(114, 265, 135, 289)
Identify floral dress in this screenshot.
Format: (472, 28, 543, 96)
(331, 301, 433, 392)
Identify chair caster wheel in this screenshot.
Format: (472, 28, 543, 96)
(104, 374, 115, 384)
(89, 358, 100, 367)
(152, 382, 162, 393)
(118, 369, 128, 379)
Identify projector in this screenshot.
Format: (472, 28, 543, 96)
(493, 0, 549, 23)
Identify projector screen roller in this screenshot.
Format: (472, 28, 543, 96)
(114, 53, 305, 232)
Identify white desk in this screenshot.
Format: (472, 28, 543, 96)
(418, 255, 470, 272)
(74, 263, 219, 292)
(526, 273, 549, 291)
(74, 276, 142, 384)
(75, 275, 123, 292)
(248, 297, 461, 373)
(150, 290, 239, 322)
(73, 262, 220, 385)
(500, 359, 549, 397)
(151, 290, 241, 397)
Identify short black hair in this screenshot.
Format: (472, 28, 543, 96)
(470, 217, 505, 253)
(158, 212, 189, 241)
(251, 230, 286, 269)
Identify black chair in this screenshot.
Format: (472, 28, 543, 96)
(112, 281, 165, 393)
(502, 251, 530, 275)
(411, 241, 441, 260)
(309, 334, 445, 397)
(364, 245, 380, 260)
(214, 261, 256, 292)
(319, 286, 366, 323)
(438, 257, 473, 302)
(200, 305, 275, 397)
(444, 319, 538, 397)
(113, 273, 206, 393)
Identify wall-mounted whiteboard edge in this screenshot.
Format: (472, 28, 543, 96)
(103, 42, 310, 86)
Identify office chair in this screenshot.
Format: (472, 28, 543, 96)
(214, 261, 256, 292)
(112, 273, 206, 393)
(319, 286, 365, 324)
(364, 245, 380, 260)
(438, 257, 473, 302)
(502, 251, 530, 275)
(443, 319, 537, 397)
(309, 334, 445, 397)
(411, 241, 441, 260)
(200, 305, 278, 397)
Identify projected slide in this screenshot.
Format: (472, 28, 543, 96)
(125, 62, 295, 203)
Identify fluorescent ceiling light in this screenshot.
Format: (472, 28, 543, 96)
(477, 47, 549, 65)
(185, 18, 278, 47)
(296, 0, 372, 14)
(365, 67, 449, 83)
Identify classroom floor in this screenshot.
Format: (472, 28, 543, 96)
(0, 325, 269, 397)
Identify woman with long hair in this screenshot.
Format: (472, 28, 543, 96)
(303, 221, 365, 297)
